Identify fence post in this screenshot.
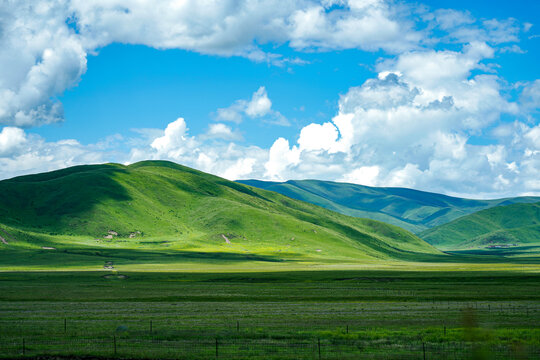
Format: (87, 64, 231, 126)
(236, 320, 239, 332)
(423, 342, 426, 360)
(22, 338, 25, 356)
(114, 335, 117, 355)
(215, 338, 218, 358)
(318, 338, 321, 360)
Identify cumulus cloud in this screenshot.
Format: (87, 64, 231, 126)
(260, 42, 539, 197)
(0, 1, 537, 198)
(341, 166, 381, 186)
(0, 128, 109, 180)
(429, 9, 523, 45)
(0, 127, 27, 156)
(1, 0, 425, 127)
(205, 123, 242, 141)
(265, 138, 300, 180)
(151, 118, 192, 156)
(216, 87, 290, 126)
(0, 2, 86, 127)
(127, 118, 267, 181)
(520, 80, 540, 113)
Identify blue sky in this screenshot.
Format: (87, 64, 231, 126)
(0, 0, 539, 198)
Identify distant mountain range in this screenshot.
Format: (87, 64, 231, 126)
(237, 179, 540, 234)
(419, 202, 540, 250)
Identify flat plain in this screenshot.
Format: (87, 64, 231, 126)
(1, 265, 539, 359)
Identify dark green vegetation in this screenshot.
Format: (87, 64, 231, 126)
(238, 179, 540, 234)
(0, 271, 539, 359)
(0, 161, 443, 271)
(420, 202, 540, 250)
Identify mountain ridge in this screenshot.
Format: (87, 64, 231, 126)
(237, 179, 540, 233)
(419, 202, 540, 249)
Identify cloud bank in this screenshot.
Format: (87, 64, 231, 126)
(0, 0, 538, 198)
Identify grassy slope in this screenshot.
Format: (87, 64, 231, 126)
(238, 180, 540, 233)
(0, 161, 441, 270)
(419, 202, 540, 250)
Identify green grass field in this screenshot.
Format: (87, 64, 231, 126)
(0, 269, 539, 359)
(1, 161, 539, 359)
(420, 202, 540, 250)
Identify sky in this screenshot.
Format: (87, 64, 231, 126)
(0, 0, 539, 199)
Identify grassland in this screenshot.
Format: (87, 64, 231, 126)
(0, 269, 539, 359)
(420, 202, 540, 250)
(1, 161, 539, 359)
(0, 160, 442, 270)
(238, 179, 540, 233)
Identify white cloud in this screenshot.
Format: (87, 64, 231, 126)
(0, 127, 108, 180)
(1, 0, 527, 127)
(298, 122, 339, 152)
(264, 138, 300, 180)
(245, 87, 272, 117)
(151, 117, 190, 155)
(288, 0, 420, 52)
(432, 9, 475, 31)
(430, 9, 523, 45)
(0, 1, 537, 198)
(206, 123, 241, 141)
(341, 166, 380, 186)
(0, 2, 86, 127)
(0, 127, 27, 156)
(221, 158, 257, 180)
(216, 86, 289, 126)
(259, 42, 538, 197)
(520, 80, 540, 112)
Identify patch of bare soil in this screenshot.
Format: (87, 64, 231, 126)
(103, 261, 114, 270)
(102, 274, 129, 280)
(41, 246, 56, 250)
(0, 227, 13, 244)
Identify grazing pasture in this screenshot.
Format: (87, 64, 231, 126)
(1, 269, 539, 359)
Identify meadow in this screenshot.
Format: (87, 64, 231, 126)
(1, 267, 539, 359)
(1, 162, 539, 359)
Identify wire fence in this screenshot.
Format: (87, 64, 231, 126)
(1, 336, 538, 359)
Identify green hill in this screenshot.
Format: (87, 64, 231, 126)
(237, 180, 540, 233)
(419, 202, 540, 250)
(0, 161, 441, 270)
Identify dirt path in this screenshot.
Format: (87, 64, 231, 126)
(221, 234, 231, 244)
(0, 227, 12, 245)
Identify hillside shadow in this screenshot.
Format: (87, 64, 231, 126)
(61, 248, 289, 263)
(0, 164, 131, 232)
(0, 243, 295, 269)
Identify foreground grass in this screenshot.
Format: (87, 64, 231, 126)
(1, 270, 539, 359)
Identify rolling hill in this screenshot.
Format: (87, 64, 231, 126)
(419, 202, 540, 250)
(237, 179, 540, 233)
(0, 161, 441, 270)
